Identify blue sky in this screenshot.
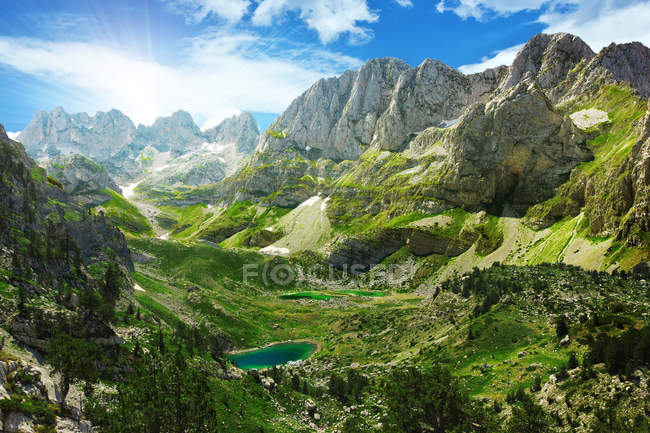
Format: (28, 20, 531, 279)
(0, 0, 649, 134)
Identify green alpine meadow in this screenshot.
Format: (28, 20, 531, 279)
(1, 2, 650, 432)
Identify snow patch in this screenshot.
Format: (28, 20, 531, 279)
(298, 195, 321, 208)
(120, 182, 140, 199)
(201, 142, 232, 154)
(260, 246, 290, 256)
(158, 232, 169, 240)
(570, 108, 609, 129)
(134, 284, 145, 292)
(305, 145, 311, 151)
(320, 196, 330, 211)
(265, 226, 275, 232)
(154, 164, 169, 172)
(439, 117, 461, 128)
(6, 131, 21, 140)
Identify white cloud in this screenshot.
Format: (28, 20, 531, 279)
(436, 0, 550, 20)
(538, 1, 650, 51)
(456, 1, 650, 73)
(164, 0, 251, 23)
(0, 31, 361, 128)
(458, 43, 523, 73)
(251, 0, 379, 44)
(395, 0, 413, 7)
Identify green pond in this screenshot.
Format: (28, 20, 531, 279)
(278, 290, 386, 300)
(228, 342, 317, 370)
(279, 292, 332, 300)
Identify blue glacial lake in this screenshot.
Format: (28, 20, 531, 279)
(228, 342, 317, 370)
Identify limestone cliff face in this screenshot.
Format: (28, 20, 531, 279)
(616, 101, 650, 240)
(551, 41, 650, 103)
(426, 80, 592, 212)
(18, 109, 260, 183)
(204, 111, 259, 155)
(500, 33, 595, 93)
(0, 124, 133, 274)
(256, 57, 507, 161)
(42, 154, 120, 206)
(18, 107, 136, 161)
(132, 110, 205, 157)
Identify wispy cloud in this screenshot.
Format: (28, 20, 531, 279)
(436, 0, 550, 21)
(458, 43, 523, 73)
(164, 0, 380, 44)
(394, 0, 414, 7)
(162, 0, 252, 24)
(455, 1, 650, 73)
(251, 0, 379, 44)
(0, 30, 361, 128)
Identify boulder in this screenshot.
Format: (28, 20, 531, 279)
(304, 399, 317, 415)
(261, 376, 277, 391)
(4, 412, 35, 433)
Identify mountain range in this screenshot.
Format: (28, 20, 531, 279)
(18, 108, 260, 185)
(1, 31, 650, 433)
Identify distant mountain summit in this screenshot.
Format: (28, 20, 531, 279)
(17, 109, 260, 183)
(19, 107, 136, 161)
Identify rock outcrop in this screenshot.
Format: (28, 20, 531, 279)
(204, 112, 260, 155)
(0, 124, 133, 274)
(618, 100, 650, 238)
(18, 107, 136, 161)
(42, 154, 120, 205)
(18, 109, 260, 183)
(500, 33, 595, 92)
(256, 57, 507, 161)
(424, 80, 592, 212)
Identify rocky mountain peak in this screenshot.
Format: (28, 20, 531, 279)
(255, 53, 506, 162)
(204, 111, 259, 155)
(593, 41, 650, 98)
(42, 153, 121, 206)
(501, 32, 595, 91)
(18, 106, 137, 161)
(0, 123, 7, 139)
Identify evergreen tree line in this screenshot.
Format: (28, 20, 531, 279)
(586, 324, 650, 376)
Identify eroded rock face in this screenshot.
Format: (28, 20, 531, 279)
(552, 41, 650, 103)
(500, 33, 595, 92)
(18, 107, 136, 161)
(619, 100, 650, 237)
(0, 126, 133, 273)
(18, 109, 260, 183)
(204, 112, 260, 155)
(132, 110, 204, 157)
(426, 80, 592, 212)
(256, 57, 507, 161)
(42, 154, 120, 205)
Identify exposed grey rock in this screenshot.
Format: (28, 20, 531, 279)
(256, 57, 506, 161)
(18, 107, 136, 161)
(0, 126, 133, 273)
(42, 154, 120, 205)
(500, 33, 595, 92)
(18, 109, 259, 184)
(56, 418, 94, 433)
(204, 111, 259, 155)
(552, 41, 650, 103)
(417, 80, 592, 213)
(4, 412, 35, 433)
(132, 110, 204, 157)
(261, 376, 276, 391)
